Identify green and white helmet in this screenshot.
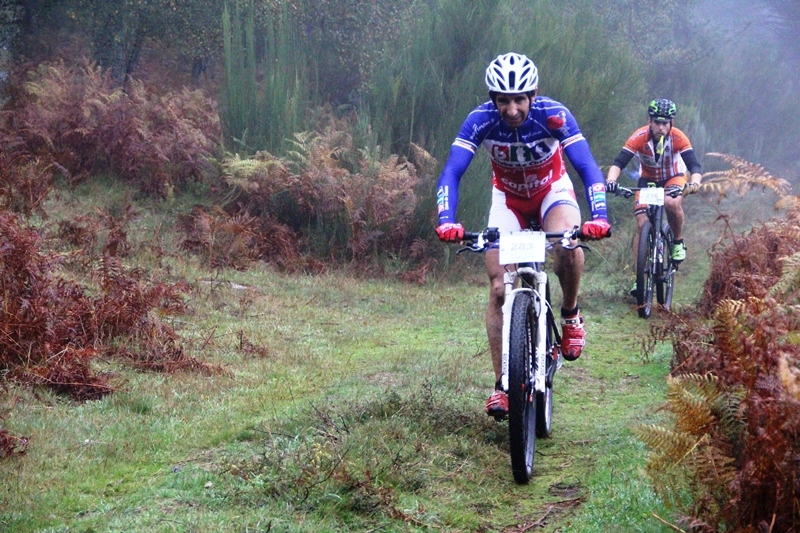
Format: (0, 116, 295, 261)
(648, 99, 677, 120)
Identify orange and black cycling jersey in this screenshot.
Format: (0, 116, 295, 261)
(612, 125, 702, 182)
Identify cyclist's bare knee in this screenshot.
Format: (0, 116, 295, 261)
(553, 245, 584, 278)
(485, 249, 505, 303)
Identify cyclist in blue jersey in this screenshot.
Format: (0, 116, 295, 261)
(435, 53, 611, 417)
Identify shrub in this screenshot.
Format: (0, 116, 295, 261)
(5, 59, 221, 198)
(0, 210, 210, 401)
(177, 205, 263, 271)
(0, 152, 57, 217)
(639, 157, 800, 532)
(192, 110, 422, 270)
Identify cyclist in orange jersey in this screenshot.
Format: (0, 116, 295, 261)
(605, 99, 702, 281)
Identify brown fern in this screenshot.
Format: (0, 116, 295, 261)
(641, 155, 800, 531)
(703, 152, 791, 201)
(0, 209, 214, 400)
(633, 374, 741, 531)
(5, 59, 220, 198)
(0, 428, 29, 458)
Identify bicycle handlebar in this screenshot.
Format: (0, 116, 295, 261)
(457, 226, 589, 255)
(613, 185, 683, 199)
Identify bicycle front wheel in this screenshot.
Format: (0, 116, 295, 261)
(536, 290, 555, 438)
(535, 381, 553, 439)
(508, 292, 536, 484)
(656, 225, 675, 309)
(636, 220, 655, 318)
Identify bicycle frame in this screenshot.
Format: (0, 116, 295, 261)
(646, 203, 671, 278)
(457, 226, 585, 483)
(616, 185, 679, 317)
(645, 190, 678, 291)
(500, 264, 550, 396)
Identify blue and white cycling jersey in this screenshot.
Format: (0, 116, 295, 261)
(436, 96, 607, 225)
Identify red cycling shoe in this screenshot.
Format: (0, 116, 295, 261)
(485, 389, 508, 418)
(561, 313, 585, 361)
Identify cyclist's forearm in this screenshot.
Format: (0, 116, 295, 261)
(436, 145, 474, 223)
(606, 165, 622, 183)
(563, 141, 608, 220)
(689, 172, 702, 185)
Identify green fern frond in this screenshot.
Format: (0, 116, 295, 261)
(682, 442, 738, 486)
(633, 424, 700, 461)
(711, 386, 747, 444)
(768, 252, 800, 300)
(666, 376, 717, 435)
(713, 300, 746, 356)
(285, 131, 317, 168)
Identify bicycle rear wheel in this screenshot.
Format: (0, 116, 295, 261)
(636, 221, 655, 318)
(508, 292, 536, 484)
(656, 225, 675, 309)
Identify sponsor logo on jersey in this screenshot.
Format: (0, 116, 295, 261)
(436, 186, 449, 213)
(490, 139, 555, 166)
(471, 120, 492, 135)
(547, 111, 569, 136)
(499, 170, 552, 194)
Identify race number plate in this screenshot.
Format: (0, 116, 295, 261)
(639, 187, 664, 205)
(499, 231, 546, 265)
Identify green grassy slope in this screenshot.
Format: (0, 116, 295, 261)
(0, 183, 767, 532)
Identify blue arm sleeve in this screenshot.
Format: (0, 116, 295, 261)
(563, 140, 608, 220)
(436, 145, 475, 224)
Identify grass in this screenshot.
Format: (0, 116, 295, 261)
(0, 182, 767, 532)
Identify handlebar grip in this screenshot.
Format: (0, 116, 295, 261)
(575, 227, 611, 240)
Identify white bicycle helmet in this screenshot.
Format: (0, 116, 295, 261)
(485, 53, 539, 93)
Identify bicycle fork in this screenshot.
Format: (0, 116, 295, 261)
(500, 267, 548, 395)
(651, 209, 676, 283)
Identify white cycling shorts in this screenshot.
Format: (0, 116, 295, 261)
(487, 174, 580, 232)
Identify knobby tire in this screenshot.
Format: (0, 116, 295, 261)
(508, 292, 536, 484)
(637, 221, 655, 318)
(535, 288, 554, 438)
(656, 224, 675, 309)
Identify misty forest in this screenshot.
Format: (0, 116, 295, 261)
(1, 0, 800, 532)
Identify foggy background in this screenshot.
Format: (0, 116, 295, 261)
(0, 0, 797, 215)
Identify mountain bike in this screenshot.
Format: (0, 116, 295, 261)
(457, 225, 590, 483)
(614, 185, 682, 318)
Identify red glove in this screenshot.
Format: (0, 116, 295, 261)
(581, 219, 611, 240)
(436, 222, 465, 242)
